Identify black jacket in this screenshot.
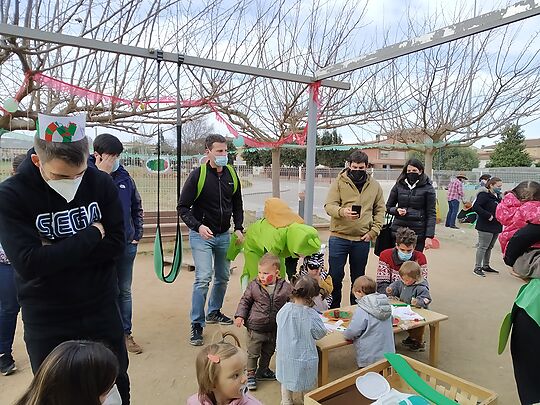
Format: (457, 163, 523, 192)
(0, 149, 125, 321)
(386, 176, 436, 238)
(472, 191, 502, 234)
(504, 223, 540, 266)
(88, 156, 143, 243)
(178, 162, 244, 235)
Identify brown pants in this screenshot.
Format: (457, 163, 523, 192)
(408, 325, 425, 343)
(246, 329, 276, 372)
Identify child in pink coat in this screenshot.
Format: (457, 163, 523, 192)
(496, 181, 540, 254)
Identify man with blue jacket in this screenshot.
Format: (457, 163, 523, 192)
(91, 134, 144, 354)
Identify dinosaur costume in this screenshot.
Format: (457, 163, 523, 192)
(230, 198, 321, 289)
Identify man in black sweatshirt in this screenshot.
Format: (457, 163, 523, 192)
(0, 115, 129, 403)
(178, 134, 244, 346)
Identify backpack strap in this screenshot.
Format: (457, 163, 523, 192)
(226, 164, 239, 194)
(195, 163, 238, 201)
(195, 164, 207, 200)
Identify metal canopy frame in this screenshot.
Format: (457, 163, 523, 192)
(302, 0, 540, 225)
(315, 0, 540, 81)
(0, 23, 349, 90)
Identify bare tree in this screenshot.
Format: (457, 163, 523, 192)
(0, 0, 229, 133)
(183, 0, 388, 196)
(372, 8, 540, 175)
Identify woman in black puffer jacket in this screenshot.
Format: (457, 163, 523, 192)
(386, 159, 437, 252)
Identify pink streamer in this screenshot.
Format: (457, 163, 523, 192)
(32, 72, 322, 148)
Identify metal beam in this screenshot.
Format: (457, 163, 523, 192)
(303, 86, 318, 226)
(316, 0, 540, 80)
(0, 23, 349, 90)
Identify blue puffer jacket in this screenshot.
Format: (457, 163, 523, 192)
(88, 156, 143, 243)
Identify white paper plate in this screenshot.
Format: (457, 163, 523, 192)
(355, 372, 391, 400)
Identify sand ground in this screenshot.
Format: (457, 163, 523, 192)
(1, 224, 522, 404)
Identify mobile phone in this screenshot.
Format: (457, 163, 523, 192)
(351, 205, 361, 216)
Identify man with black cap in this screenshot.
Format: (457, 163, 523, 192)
(0, 114, 130, 403)
(445, 173, 468, 229)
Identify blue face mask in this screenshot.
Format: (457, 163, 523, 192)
(493, 187, 501, 194)
(397, 249, 413, 261)
(214, 155, 228, 167)
(111, 158, 120, 173)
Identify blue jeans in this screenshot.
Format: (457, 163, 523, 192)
(0, 263, 20, 355)
(328, 236, 370, 308)
(189, 230, 231, 326)
(117, 243, 138, 335)
(446, 199, 460, 227)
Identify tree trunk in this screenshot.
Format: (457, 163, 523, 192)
(271, 147, 281, 197)
(424, 148, 435, 179)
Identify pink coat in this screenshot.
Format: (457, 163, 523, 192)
(496, 192, 540, 254)
(187, 393, 263, 405)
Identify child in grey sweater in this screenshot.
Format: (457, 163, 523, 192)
(343, 276, 395, 368)
(386, 261, 432, 351)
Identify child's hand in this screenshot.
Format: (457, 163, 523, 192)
(411, 298, 418, 307)
(385, 287, 392, 295)
(234, 317, 244, 328)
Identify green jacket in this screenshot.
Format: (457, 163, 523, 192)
(324, 169, 385, 241)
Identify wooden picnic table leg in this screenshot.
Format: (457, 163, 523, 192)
(428, 322, 440, 367)
(317, 347, 329, 387)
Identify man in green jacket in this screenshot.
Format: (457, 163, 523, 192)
(324, 150, 385, 307)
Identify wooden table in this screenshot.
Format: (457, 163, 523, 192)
(316, 304, 449, 387)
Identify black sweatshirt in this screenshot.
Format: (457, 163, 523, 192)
(178, 162, 244, 235)
(0, 149, 125, 321)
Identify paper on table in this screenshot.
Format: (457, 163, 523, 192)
(320, 314, 347, 332)
(391, 305, 424, 321)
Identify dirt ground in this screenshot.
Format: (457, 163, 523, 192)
(1, 224, 522, 404)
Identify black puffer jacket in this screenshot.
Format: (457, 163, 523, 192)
(386, 175, 437, 238)
(472, 191, 502, 234)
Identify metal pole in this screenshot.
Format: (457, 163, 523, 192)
(304, 85, 319, 226)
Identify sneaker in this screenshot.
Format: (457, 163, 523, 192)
(247, 371, 257, 390)
(401, 337, 415, 347)
(206, 311, 233, 325)
(190, 323, 204, 346)
(125, 334, 143, 354)
(256, 368, 276, 380)
(0, 353, 16, 376)
(408, 341, 426, 352)
(482, 265, 499, 274)
(473, 267, 486, 277)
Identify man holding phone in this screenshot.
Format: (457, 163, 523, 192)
(324, 150, 385, 307)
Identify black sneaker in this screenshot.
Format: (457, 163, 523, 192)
(482, 266, 499, 274)
(408, 341, 426, 352)
(190, 323, 204, 346)
(401, 337, 415, 347)
(0, 353, 16, 376)
(255, 368, 276, 380)
(206, 311, 233, 325)
(473, 267, 486, 277)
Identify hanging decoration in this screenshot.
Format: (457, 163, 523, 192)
(233, 136, 245, 148)
(145, 157, 170, 173)
(2, 98, 19, 113)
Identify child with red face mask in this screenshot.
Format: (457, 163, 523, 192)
(234, 253, 292, 391)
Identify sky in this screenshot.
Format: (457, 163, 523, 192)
(4, 0, 540, 149)
(201, 0, 540, 148)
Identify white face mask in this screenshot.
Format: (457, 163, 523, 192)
(45, 176, 83, 203)
(102, 384, 122, 405)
